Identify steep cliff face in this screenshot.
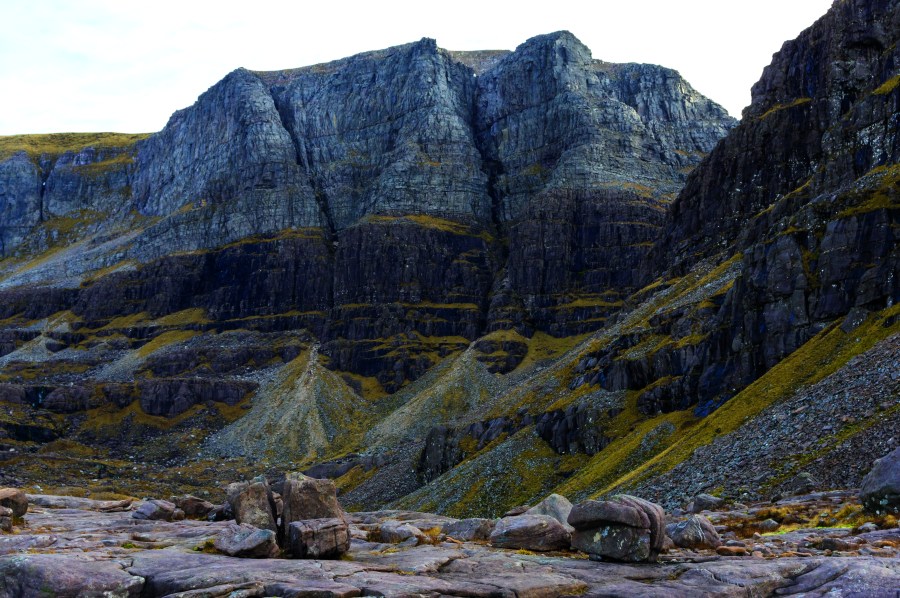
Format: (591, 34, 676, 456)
(31, 20, 900, 515)
(602, 0, 900, 414)
(475, 32, 733, 338)
(133, 68, 322, 224)
(267, 38, 491, 230)
(352, 0, 900, 515)
(660, 0, 900, 270)
(0, 31, 733, 393)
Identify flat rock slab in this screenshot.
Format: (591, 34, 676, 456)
(0, 553, 144, 597)
(0, 496, 898, 597)
(27, 493, 133, 512)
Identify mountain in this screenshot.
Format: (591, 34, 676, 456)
(1, 0, 898, 519)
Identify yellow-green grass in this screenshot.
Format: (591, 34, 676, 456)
(362, 214, 494, 241)
(136, 330, 198, 358)
(758, 98, 812, 120)
(0, 132, 150, 162)
(581, 303, 900, 497)
(873, 73, 900, 95)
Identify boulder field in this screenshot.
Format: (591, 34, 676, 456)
(1, 474, 899, 596)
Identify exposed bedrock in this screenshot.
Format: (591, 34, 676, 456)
(0, 30, 736, 389)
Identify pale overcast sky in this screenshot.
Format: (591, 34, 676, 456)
(0, 0, 834, 135)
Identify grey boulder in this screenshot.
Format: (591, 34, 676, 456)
(666, 515, 722, 549)
(132, 499, 184, 522)
(860, 446, 900, 515)
(280, 472, 344, 525)
(170, 494, 215, 519)
(689, 493, 725, 513)
(442, 518, 495, 541)
(0, 489, 27, 518)
(287, 517, 350, 559)
(380, 521, 428, 545)
(0, 506, 11, 532)
(569, 495, 666, 562)
(213, 522, 279, 558)
(226, 476, 277, 532)
(526, 493, 574, 531)
(489, 514, 571, 551)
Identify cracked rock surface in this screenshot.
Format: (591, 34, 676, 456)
(1, 493, 898, 597)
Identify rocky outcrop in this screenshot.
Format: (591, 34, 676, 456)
(475, 32, 734, 335)
(564, 0, 900, 418)
(0, 30, 733, 399)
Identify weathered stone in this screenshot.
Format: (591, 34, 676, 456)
(442, 518, 495, 541)
(568, 499, 649, 530)
(213, 522, 279, 558)
(287, 517, 350, 559)
(0, 506, 11, 532)
(27, 494, 133, 512)
(757, 518, 781, 533)
(226, 476, 277, 533)
(170, 495, 215, 519)
(132, 499, 182, 522)
(0, 553, 144, 597)
(489, 514, 571, 551)
(568, 495, 666, 562)
(572, 523, 654, 562)
(526, 493, 574, 531)
(379, 520, 428, 545)
(689, 493, 725, 513)
(666, 515, 722, 549)
(860, 446, 900, 515)
(0, 489, 27, 518)
(3, 495, 900, 596)
(281, 473, 344, 524)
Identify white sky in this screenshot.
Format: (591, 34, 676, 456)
(0, 0, 834, 135)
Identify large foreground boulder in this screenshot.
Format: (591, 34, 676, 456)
(287, 518, 350, 559)
(666, 515, 722, 549)
(214, 522, 279, 558)
(860, 447, 900, 515)
(489, 514, 571, 551)
(0, 489, 27, 518)
(226, 476, 277, 533)
(568, 495, 666, 562)
(281, 473, 344, 523)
